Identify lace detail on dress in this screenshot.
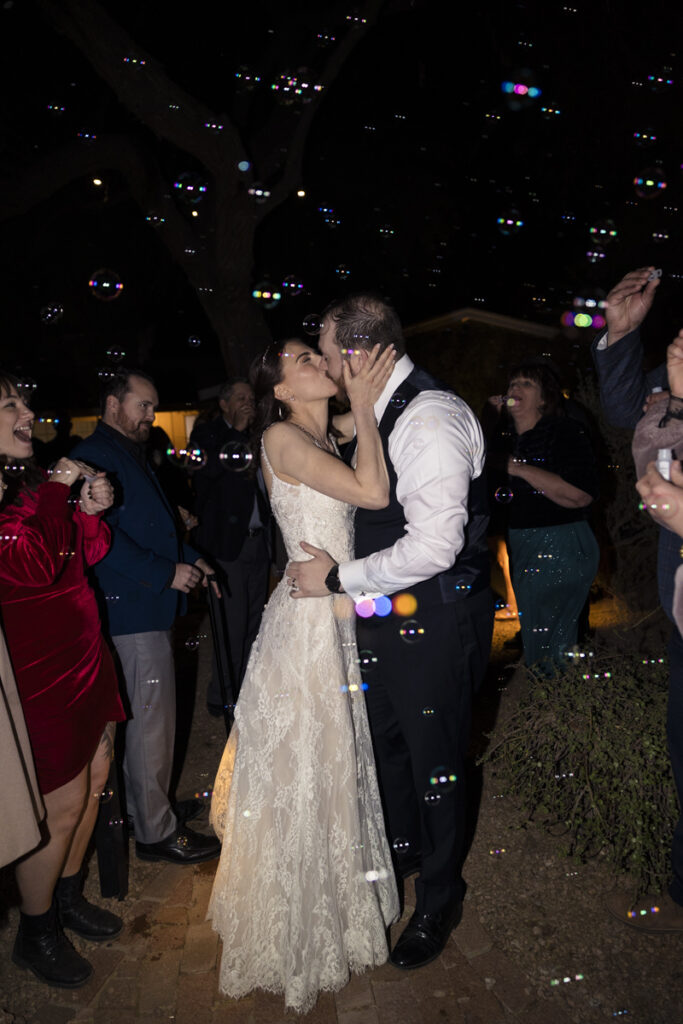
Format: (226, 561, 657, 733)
(208, 430, 399, 1014)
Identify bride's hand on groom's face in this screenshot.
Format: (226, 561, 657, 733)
(343, 344, 396, 408)
(287, 542, 336, 598)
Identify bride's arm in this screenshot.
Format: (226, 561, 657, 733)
(265, 345, 394, 510)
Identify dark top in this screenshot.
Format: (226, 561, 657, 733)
(505, 415, 599, 530)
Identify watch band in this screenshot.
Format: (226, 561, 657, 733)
(325, 563, 342, 594)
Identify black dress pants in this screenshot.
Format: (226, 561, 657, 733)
(358, 588, 493, 915)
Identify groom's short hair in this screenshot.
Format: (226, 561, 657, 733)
(322, 293, 406, 357)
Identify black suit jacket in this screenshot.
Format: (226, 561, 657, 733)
(189, 418, 265, 562)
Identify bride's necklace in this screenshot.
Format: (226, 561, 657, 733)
(290, 421, 336, 454)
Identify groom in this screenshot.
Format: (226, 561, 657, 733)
(288, 294, 494, 969)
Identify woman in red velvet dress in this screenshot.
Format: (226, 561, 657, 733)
(0, 372, 125, 989)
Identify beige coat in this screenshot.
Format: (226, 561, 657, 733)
(0, 624, 44, 868)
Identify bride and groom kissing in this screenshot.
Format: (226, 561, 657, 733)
(207, 292, 494, 1013)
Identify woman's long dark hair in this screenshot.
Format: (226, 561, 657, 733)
(0, 371, 44, 507)
(249, 340, 292, 462)
(507, 359, 564, 418)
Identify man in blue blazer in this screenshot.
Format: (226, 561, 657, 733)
(72, 369, 220, 865)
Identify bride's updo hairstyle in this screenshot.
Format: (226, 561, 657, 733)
(250, 339, 295, 457)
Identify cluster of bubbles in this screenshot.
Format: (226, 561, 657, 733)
(166, 446, 207, 470)
(40, 303, 64, 325)
(270, 69, 323, 104)
(89, 269, 124, 301)
(318, 205, 341, 228)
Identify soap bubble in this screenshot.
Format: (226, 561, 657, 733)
(219, 441, 253, 471)
(422, 707, 435, 717)
(501, 68, 541, 110)
(188, 335, 201, 348)
(40, 303, 63, 325)
(379, 223, 396, 238)
(335, 264, 351, 281)
(399, 619, 425, 644)
(494, 487, 514, 504)
(589, 218, 618, 243)
(89, 268, 124, 301)
(497, 209, 524, 235)
(358, 650, 378, 673)
(98, 788, 114, 804)
(248, 183, 271, 203)
(166, 446, 207, 471)
(424, 790, 441, 806)
(302, 312, 322, 335)
(106, 346, 126, 363)
(633, 129, 657, 148)
(428, 766, 457, 795)
(634, 167, 667, 199)
(390, 395, 407, 409)
(316, 30, 336, 48)
(648, 66, 673, 93)
(97, 367, 116, 380)
(282, 274, 304, 298)
(252, 282, 281, 309)
(392, 837, 410, 853)
(3, 460, 25, 478)
(145, 211, 165, 227)
(271, 68, 323, 105)
(173, 171, 208, 205)
(234, 65, 261, 93)
(392, 592, 417, 616)
(652, 229, 669, 243)
(319, 205, 340, 228)
(17, 378, 37, 397)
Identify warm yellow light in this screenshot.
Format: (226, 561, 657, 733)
(296, 189, 306, 197)
(92, 178, 103, 186)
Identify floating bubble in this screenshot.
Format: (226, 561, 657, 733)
(358, 650, 378, 673)
(185, 636, 200, 651)
(77, 129, 97, 142)
(392, 592, 417, 617)
(302, 312, 322, 335)
(355, 599, 375, 619)
(422, 707, 435, 717)
(587, 246, 606, 263)
(494, 486, 514, 504)
(237, 160, 251, 172)
(122, 55, 146, 68)
(652, 229, 669, 243)
(648, 66, 673, 92)
(379, 223, 396, 238)
(188, 335, 201, 348)
(106, 345, 125, 363)
(316, 30, 336, 47)
(399, 619, 425, 644)
(252, 282, 281, 309)
(335, 264, 351, 281)
(282, 274, 304, 298)
(219, 440, 253, 471)
(497, 209, 524, 235)
(248, 183, 271, 203)
(374, 595, 392, 617)
(89, 268, 124, 301)
(424, 790, 442, 806)
(489, 847, 507, 856)
(501, 69, 541, 110)
(540, 102, 561, 118)
(97, 367, 116, 380)
(392, 837, 410, 853)
(3, 460, 25, 478)
(46, 102, 65, 115)
(40, 303, 63, 325)
(98, 788, 114, 804)
(428, 766, 457, 794)
(145, 211, 166, 227)
(633, 167, 667, 199)
(234, 65, 261, 93)
(271, 68, 323, 104)
(17, 378, 37, 396)
(390, 395, 407, 409)
(589, 218, 618, 243)
(166, 446, 207, 471)
(173, 171, 208, 205)
(633, 129, 657, 148)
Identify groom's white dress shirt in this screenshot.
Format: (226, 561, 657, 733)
(338, 354, 485, 602)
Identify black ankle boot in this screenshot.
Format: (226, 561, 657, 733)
(12, 903, 93, 988)
(55, 872, 123, 941)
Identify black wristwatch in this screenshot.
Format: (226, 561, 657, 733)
(325, 563, 343, 594)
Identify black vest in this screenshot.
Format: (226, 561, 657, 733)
(352, 366, 490, 606)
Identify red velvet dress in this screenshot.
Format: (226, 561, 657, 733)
(0, 479, 125, 794)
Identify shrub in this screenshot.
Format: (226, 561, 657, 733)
(482, 650, 678, 897)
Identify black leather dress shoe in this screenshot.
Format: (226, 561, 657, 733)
(390, 900, 463, 970)
(127, 797, 204, 837)
(135, 825, 220, 865)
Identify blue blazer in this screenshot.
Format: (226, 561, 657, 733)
(71, 423, 199, 636)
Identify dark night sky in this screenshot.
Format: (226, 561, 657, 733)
(1, 0, 682, 409)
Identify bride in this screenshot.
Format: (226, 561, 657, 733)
(208, 337, 400, 1013)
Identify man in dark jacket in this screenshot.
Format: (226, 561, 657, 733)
(72, 369, 220, 865)
(190, 379, 271, 715)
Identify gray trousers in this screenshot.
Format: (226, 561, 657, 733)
(113, 630, 177, 845)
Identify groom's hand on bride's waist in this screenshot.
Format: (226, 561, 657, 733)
(287, 542, 338, 598)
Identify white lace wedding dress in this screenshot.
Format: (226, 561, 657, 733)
(208, 438, 399, 1014)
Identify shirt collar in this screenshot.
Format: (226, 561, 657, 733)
(374, 353, 414, 423)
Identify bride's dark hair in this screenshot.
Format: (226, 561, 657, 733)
(249, 339, 294, 459)
(0, 371, 44, 507)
